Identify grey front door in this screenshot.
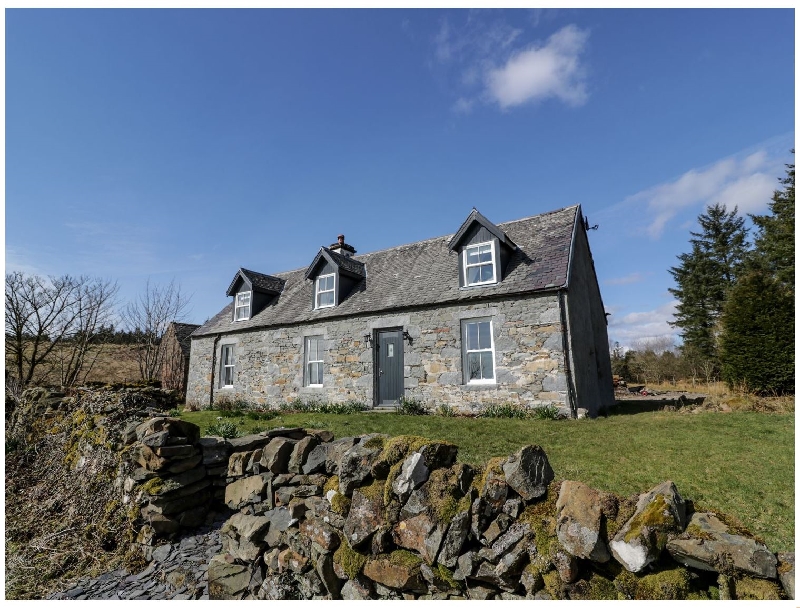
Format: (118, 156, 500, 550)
(377, 330, 403, 405)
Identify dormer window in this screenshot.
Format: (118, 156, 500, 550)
(316, 274, 336, 308)
(226, 268, 285, 321)
(234, 291, 251, 321)
(449, 209, 517, 290)
(464, 242, 496, 286)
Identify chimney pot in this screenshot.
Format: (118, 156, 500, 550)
(338, 234, 345, 244)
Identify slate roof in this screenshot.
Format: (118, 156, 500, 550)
(171, 322, 202, 357)
(194, 205, 580, 337)
(305, 246, 367, 279)
(226, 268, 286, 297)
(448, 208, 517, 251)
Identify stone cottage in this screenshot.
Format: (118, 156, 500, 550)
(186, 205, 614, 416)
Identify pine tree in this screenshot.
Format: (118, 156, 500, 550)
(750, 151, 794, 292)
(719, 270, 794, 394)
(667, 204, 749, 367)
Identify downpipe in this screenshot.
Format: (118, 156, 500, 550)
(209, 335, 221, 409)
(558, 289, 579, 419)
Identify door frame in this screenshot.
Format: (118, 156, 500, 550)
(372, 327, 405, 407)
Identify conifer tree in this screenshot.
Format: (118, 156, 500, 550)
(719, 152, 795, 394)
(667, 204, 749, 368)
(750, 152, 794, 292)
(719, 270, 794, 394)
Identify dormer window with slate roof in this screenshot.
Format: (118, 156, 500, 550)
(305, 235, 366, 310)
(226, 268, 286, 322)
(448, 209, 517, 289)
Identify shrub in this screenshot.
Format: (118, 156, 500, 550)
(167, 408, 181, 418)
(531, 404, 560, 420)
(205, 420, 241, 438)
(435, 403, 456, 417)
(317, 400, 368, 415)
(481, 402, 529, 419)
(397, 396, 427, 416)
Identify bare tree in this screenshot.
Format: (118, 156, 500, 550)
(5, 272, 120, 388)
(53, 278, 119, 387)
(121, 278, 191, 383)
(6, 272, 80, 387)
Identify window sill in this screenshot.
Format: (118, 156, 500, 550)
(460, 282, 498, 290)
(462, 382, 497, 390)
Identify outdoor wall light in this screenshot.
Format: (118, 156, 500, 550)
(363, 334, 372, 346)
(402, 330, 413, 344)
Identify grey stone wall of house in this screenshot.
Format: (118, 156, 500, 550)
(563, 224, 615, 417)
(185, 292, 568, 411)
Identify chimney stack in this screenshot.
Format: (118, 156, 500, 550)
(330, 234, 356, 257)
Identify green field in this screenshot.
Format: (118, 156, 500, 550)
(179, 407, 794, 552)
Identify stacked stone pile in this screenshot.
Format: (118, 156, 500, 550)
(124, 417, 212, 538)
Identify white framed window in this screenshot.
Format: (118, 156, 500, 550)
(463, 241, 496, 287)
(462, 318, 495, 384)
(305, 336, 324, 387)
(315, 274, 335, 309)
(221, 344, 235, 387)
(234, 291, 251, 321)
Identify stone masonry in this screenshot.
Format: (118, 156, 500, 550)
(186, 292, 568, 411)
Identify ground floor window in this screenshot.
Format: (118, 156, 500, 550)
(305, 336, 324, 386)
(461, 318, 495, 384)
(221, 344, 235, 387)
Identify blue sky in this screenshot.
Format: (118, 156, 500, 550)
(5, 8, 795, 348)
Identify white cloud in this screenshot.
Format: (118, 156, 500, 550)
(485, 25, 589, 109)
(620, 149, 784, 238)
(431, 15, 589, 114)
(604, 272, 646, 286)
(607, 301, 679, 347)
(713, 172, 774, 215)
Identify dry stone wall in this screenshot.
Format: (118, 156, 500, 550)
(122, 418, 794, 600)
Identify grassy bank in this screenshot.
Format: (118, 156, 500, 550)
(179, 407, 794, 552)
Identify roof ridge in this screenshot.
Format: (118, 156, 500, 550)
(265, 206, 578, 278)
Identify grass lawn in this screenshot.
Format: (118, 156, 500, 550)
(179, 407, 794, 552)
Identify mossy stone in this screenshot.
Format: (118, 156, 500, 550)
(734, 576, 784, 600)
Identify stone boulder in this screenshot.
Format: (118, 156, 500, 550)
(666, 511, 777, 579)
(208, 554, 251, 599)
(555, 480, 610, 562)
(341, 577, 374, 600)
(502, 445, 554, 501)
(221, 513, 271, 561)
(260, 438, 296, 474)
(609, 481, 686, 573)
(288, 435, 319, 473)
(135, 417, 200, 445)
(225, 473, 272, 509)
(438, 510, 471, 568)
(363, 554, 427, 593)
(392, 513, 445, 565)
(778, 552, 794, 600)
(392, 452, 429, 502)
(338, 441, 383, 496)
(198, 436, 231, 466)
(343, 486, 385, 549)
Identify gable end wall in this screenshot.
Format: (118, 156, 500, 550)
(564, 223, 615, 416)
